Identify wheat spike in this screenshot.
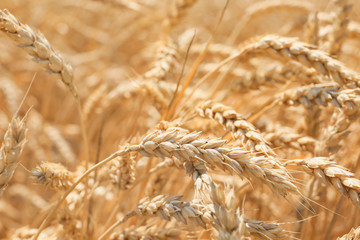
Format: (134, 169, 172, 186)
(276, 84, 360, 118)
(197, 101, 276, 156)
(288, 157, 360, 207)
(31, 162, 74, 190)
(0, 116, 28, 198)
(0, 9, 77, 97)
(238, 35, 360, 88)
(109, 150, 137, 190)
(132, 127, 298, 197)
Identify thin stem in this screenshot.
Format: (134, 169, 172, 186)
(75, 95, 91, 237)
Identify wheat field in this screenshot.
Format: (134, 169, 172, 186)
(1, 0, 360, 239)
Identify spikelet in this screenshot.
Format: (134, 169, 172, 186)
(31, 162, 74, 190)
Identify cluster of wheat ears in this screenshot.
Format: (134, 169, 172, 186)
(1, 0, 360, 239)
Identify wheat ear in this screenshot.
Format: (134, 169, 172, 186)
(98, 195, 213, 239)
(144, 38, 178, 82)
(134, 127, 298, 197)
(0, 9, 77, 97)
(0, 115, 28, 198)
(287, 157, 360, 207)
(276, 84, 360, 118)
(239, 35, 360, 88)
(197, 101, 276, 156)
(109, 150, 137, 190)
(31, 162, 74, 190)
